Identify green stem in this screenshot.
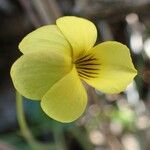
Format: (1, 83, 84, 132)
(54, 128, 68, 150)
(16, 91, 68, 150)
(16, 91, 41, 150)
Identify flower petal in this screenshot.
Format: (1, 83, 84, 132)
(41, 66, 87, 123)
(11, 51, 72, 100)
(84, 41, 137, 93)
(56, 16, 97, 59)
(19, 25, 71, 56)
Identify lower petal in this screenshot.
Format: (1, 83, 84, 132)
(84, 41, 137, 93)
(41, 66, 87, 123)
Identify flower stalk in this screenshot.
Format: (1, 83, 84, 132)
(16, 91, 41, 150)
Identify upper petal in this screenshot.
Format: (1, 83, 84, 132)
(56, 16, 97, 60)
(19, 25, 71, 56)
(83, 41, 137, 93)
(11, 51, 72, 100)
(41, 66, 87, 123)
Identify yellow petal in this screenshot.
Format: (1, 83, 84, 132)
(56, 16, 97, 60)
(83, 41, 137, 93)
(41, 66, 87, 123)
(19, 25, 71, 56)
(11, 51, 72, 100)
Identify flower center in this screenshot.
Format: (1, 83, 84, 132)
(75, 53, 100, 79)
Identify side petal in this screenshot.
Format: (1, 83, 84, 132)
(56, 16, 97, 59)
(84, 41, 137, 93)
(41, 66, 87, 123)
(19, 25, 71, 56)
(10, 52, 72, 100)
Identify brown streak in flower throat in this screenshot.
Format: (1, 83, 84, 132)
(75, 53, 100, 79)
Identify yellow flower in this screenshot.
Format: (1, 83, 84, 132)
(10, 16, 137, 123)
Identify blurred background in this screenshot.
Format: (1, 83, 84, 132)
(0, 0, 150, 150)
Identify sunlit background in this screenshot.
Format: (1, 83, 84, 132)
(0, 0, 150, 150)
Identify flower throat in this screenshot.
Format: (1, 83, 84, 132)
(75, 53, 100, 79)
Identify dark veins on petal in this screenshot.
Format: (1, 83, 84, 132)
(75, 53, 100, 79)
